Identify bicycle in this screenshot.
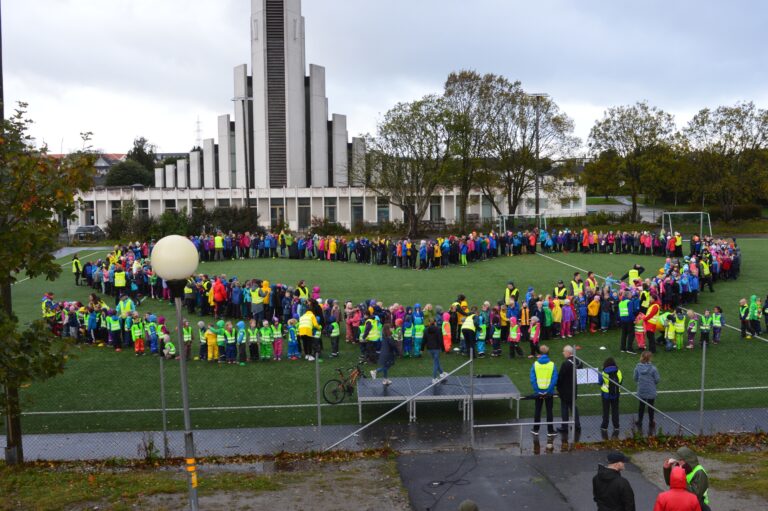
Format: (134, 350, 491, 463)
(323, 364, 365, 404)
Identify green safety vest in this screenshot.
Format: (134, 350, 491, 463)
(478, 323, 487, 340)
(72, 259, 82, 273)
(199, 329, 207, 344)
(330, 322, 340, 337)
(108, 317, 121, 331)
(712, 314, 722, 327)
(247, 328, 259, 342)
(618, 299, 630, 318)
(271, 324, 283, 338)
(510, 324, 520, 341)
(131, 321, 144, 340)
(183, 327, 192, 343)
(404, 325, 413, 337)
(251, 289, 264, 305)
(223, 330, 236, 344)
(533, 360, 554, 391)
(166, 342, 176, 355)
(492, 326, 501, 339)
(216, 331, 225, 346)
(414, 324, 425, 339)
(462, 314, 476, 332)
(114, 271, 126, 288)
(675, 316, 686, 333)
(686, 465, 709, 505)
(688, 319, 698, 333)
(634, 320, 644, 333)
(260, 327, 273, 343)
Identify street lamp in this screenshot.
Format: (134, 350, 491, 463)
(151, 235, 199, 511)
(527, 93, 548, 217)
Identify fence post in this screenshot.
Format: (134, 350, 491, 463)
(315, 350, 322, 447)
(159, 355, 169, 458)
(570, 353, 577, 450)
(698, 340, 707, 434)
(469, 347, 475, 449)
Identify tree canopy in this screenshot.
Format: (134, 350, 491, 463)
(0, 103, 96, 463)
(126, 136, 157, 173)
(106, 159, 154, 187)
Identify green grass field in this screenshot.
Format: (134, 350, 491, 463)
(11, 240, 768, 435)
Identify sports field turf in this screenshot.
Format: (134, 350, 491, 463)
(11, 239, 768, 435)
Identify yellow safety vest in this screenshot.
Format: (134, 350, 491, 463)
(250, 289, 264, 305)
(114, 271, 126, 288)
(628, 269, 640, 281)
(686, 466, 709, 505)
(365, 319, 380, 341)
(533, 360, 555, 391)
(571, 280, 583, 296)
(462, 314, 476, 332)
(72, 259, 82, 274)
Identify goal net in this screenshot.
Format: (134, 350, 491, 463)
(498, 214, 547, 233)
(661, 211, 712, 240)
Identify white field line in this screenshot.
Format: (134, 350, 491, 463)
(535, 252, 768, 344)
(12, 250, 102, 285)
(22, 402, 358, 416)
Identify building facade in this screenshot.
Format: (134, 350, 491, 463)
(74, 0, 586, 231)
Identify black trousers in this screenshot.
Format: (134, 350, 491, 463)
(533, 395, 555, 433)
(637, 398, 655, 424)
(620, 322, 633, 351)
(601, 398, 620, 429)
(300, 335, 313, 356)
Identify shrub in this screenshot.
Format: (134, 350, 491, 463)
(310, 216, 350, 236)
(708, 203, 762, 221)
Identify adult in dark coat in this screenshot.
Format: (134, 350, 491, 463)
(593, 451, 636, 511)
(556, 344, 582, 432)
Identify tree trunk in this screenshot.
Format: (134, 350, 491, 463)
(457, 192, 468, 232)
(1, 278, 23, 464)
(406, 205, 419, 238)
(631, 193, 638, 223)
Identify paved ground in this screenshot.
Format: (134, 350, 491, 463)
(398, 449, 659, 511)
(6, 406, 767, 461)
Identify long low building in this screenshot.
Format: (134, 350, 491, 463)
(75, 183, 587, 232)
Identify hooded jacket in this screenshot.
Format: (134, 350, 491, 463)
(653, 466, 701, 511)
(592, 464, 636, 511)
(663, 447, 709, 507)
(633, 362, 661, 400)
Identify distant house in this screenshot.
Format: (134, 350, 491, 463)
(93, 154, 127, 185)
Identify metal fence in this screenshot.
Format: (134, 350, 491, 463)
(5, 318, 768, 462)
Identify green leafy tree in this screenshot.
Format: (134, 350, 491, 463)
(357, 95, 452, 237)
(0, 103, 96, 464)
(684, 101, 768, 220)
(105, 159, 154, 187)
(125, 136, 157, 173)
(587, 101, 675, 222)
(443, 70, 504, 230)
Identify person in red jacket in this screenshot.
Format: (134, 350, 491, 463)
(653, 466, 701, 511)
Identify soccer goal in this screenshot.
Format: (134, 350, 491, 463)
(498, 214, 547, 233)
(661, 211, 712, 239)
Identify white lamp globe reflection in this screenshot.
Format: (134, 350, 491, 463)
(151, 235, 199, 280)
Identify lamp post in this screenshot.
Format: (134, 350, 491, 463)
(232, 96, 253, 214)
(527, 93, 548, 217)
(151, 235, 199, 511)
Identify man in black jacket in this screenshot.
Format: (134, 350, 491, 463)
(592, 451, 635, 511)
(556, 345, 582, 432)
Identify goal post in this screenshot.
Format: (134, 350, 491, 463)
(661, 211, 712, 239)
(498, 214, 547, 233)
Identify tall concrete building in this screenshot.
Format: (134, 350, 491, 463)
(74, 0, 586, 230)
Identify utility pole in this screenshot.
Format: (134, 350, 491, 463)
(232, 96, 252, 215)
(528, 93, 548, 217)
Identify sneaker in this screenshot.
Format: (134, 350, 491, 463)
(383, 379, 392, 386)
(307, 355, 315, 361)
(547, 432, 557, 437)
(440, 372, 449, 379)
(626, 350, 637, 355)
(432, 378, 440, 384)
(370, 369, 377, 380)
(530, 430, 540, 436)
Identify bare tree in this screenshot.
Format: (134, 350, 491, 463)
(355, 95, 451, 237)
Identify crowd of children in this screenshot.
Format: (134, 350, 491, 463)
(43, 231, 743, 371)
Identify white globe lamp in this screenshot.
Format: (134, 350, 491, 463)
(151, 235, 199, 281)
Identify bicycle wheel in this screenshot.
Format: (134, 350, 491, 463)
(323, 379, 346, 404)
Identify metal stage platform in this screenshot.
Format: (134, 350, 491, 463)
(357, 375, 521, 423)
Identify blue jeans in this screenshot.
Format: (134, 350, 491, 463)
(429, 349, 443, 378)
(600, 312, 610, 330)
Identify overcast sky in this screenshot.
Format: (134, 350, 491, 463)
(5, 0, 767, 154)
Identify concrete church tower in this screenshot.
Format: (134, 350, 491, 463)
(250, 0, 307, 188)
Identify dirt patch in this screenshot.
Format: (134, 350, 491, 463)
(132, 459, 409, 511)
(630, 451, 768, 511)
